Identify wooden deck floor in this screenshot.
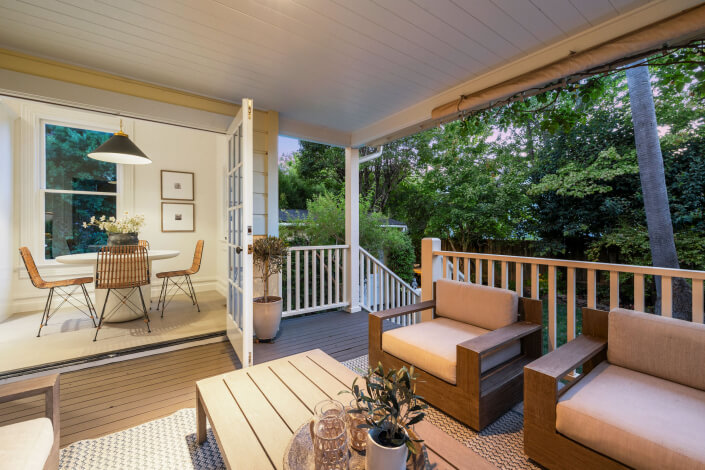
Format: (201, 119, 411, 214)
(0, 309, 375, 447)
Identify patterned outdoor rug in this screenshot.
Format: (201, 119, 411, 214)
(59, 355, 538, 470)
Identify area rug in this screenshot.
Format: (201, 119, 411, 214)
(59, 355, 538, 470)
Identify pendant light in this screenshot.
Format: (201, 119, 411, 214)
(88, 120, 152, 165)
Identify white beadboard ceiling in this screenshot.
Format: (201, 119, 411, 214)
(0, 0, 697, 142)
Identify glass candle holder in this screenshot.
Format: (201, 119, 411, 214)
(311, 415, 349, 470)
(346, 400, 368, 452)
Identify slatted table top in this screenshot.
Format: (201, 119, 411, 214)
(196, 348, 497, 470)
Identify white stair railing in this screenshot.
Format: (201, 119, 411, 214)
(283, 245, 348, 317)
(431, 247, 705, 351)
(359, 247, 420, 325)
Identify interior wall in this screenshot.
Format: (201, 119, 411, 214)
(131, 120, 220, 288)
(0, 102, 17, 322)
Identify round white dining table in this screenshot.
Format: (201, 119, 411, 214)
(55, 249, 180, 323)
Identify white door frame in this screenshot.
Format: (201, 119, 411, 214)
(225, 98, 254, 368)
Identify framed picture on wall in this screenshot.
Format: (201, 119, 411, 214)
(162, 202, 195, 232)
(161, 170, 194, 200)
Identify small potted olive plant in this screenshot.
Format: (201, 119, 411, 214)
(252, 236, 287, 341)
(347, 363, 427, 470)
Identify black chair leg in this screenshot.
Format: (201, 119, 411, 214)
(37, 288, 53, 338)
(138, 286, 151, 333)
(158, 278, 167, 317)
(93, 289, 110, 342)
(187, 275, 200, 312)
(44, 288, 54, 326)
(81, 284, 97, 327)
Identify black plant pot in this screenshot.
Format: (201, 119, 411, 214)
(107, 232, 139, 246)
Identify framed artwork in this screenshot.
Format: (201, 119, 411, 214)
(161, 202, 195, 232)
(161, 170, 194, 201)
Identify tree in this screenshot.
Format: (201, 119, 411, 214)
(626, 63, 691, 320)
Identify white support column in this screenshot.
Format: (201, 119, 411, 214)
(421, 238, 442, 322)
(267, 111, 280, 298)
(344, 147, 360, 313)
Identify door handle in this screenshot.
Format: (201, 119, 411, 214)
(235, 246, 243, 254)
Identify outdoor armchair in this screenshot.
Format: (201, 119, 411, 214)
(524, 307, 705, 469)
(369, 279, 543, 431)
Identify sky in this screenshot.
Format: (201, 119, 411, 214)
(278, 135, 300, 157)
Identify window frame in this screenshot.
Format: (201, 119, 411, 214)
(18, 102, 135, 270)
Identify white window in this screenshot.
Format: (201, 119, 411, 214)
(42, 122, 118, 259)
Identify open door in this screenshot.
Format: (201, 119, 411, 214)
(226, 98, 254, 367)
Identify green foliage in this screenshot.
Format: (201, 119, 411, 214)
(279, 47, 705, 271)
(530, 147, 638, 198)
(344, 363, 427, 454)
(282, 192, 416, 282)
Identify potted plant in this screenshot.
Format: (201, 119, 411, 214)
(84, 212, 145, 246)
(346, 363, 427, 470)
(252, 236, 287, 341)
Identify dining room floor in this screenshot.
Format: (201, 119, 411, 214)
(0, 290, 226, 375)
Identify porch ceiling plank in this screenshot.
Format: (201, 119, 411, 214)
(0, 0, 699, 146)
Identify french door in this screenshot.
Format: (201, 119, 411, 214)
(226, 98, 254, 367)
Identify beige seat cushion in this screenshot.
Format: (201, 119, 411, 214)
(557, 362, 705, 470)
(0, 417, 54, 470)
(435, 279, 518, 330)
(608, 308, 705, 391)
(382, 317, 521, 384)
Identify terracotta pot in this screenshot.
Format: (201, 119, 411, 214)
(107, 232, 138, 246)
(366, 428, 408, 470)
(253, 296, 282, 340)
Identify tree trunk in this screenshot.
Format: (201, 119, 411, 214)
(626, 63, 691, 320)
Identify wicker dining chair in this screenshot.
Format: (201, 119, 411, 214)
(93, 245, 151, 341)
(138, 240, 150, 250)
(19, 247, 97, 337)
(156, 240, 204, 317)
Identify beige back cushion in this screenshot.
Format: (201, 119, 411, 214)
(608, 308, 705, 391)
(435, 279, 518, 330)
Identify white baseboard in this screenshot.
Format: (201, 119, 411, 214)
(8, 277, 220, 315)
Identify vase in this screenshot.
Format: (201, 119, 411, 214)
(107, 232, 139, 246)
(366, 428, 408, 470)
(253, 296, 282, 341)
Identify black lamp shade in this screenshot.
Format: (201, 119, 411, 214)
(88, 133, 152, 165)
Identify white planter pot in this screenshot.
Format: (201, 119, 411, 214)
(253, 297, 282, 341)
(366, 429, 408, 470)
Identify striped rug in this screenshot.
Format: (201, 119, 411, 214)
(59, 355, 538, 470)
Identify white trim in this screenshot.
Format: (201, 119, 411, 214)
(279, 116, 351, 148)
(350, 0, 702, 147)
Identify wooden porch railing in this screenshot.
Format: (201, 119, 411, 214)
(427, 240, 705, 351)
(282, 245, 348, 318)
(359, 247, 420, 325)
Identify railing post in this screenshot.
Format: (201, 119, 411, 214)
(421, 238, 441, 322)
(345, 147, 360, 313)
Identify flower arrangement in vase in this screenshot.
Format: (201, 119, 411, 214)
(84, 212, 145, 246)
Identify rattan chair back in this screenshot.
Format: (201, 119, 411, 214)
(189, 240, 205, 274)
(138, 240, 150, 250)
(96, 245, 150, 289)
(19, 247, 44, 288)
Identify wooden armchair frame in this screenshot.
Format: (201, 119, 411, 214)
(369, 290, 543, 431)
(523, 308, 627, 469)
(0, 374, 60, 470)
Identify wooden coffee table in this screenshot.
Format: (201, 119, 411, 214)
(196, 348, 497, 470)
